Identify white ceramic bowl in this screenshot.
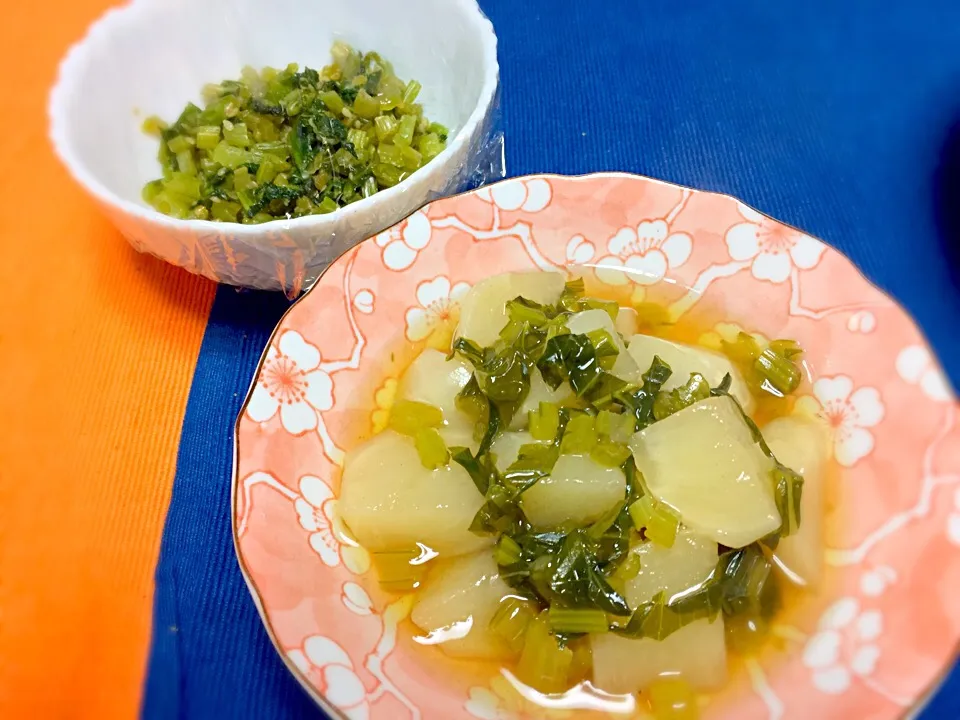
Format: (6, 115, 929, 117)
(49, 0, 500, 292)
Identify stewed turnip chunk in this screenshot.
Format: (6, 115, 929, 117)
(411, 550, 530, 660)
(339, 430, 491, 557)
(764, 416, 829, 588)
(565, 309, 641, 382)
(591, 530, 726, 693)
(398, 348, 477, 449)
(630, 396, 780, 548)
(627, 334, 754, 413)
(614, 306, 639, 337)
(520, 454, 626, 529)
(456, 271, 566, 347)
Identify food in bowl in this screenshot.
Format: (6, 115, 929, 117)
(338, 270, 828, 718)
(141, 42, 448, 223)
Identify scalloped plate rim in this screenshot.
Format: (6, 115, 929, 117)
(231, 170, 958, 720)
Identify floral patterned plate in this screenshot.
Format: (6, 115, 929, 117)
(233, 173, 960, 720)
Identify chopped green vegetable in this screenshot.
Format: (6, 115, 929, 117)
(388, 399, 443, 436)
(495, 535, 523, 566)
(515, 614, 575, 694)
(529, 401, 561, 441)
(772, 465, 803, 536)
(507, 297, 551, 326)
(607, 550, 641, 588)
(559, 412, 596, 454)
(614, 543, 779, 644)
(454, 374, 487, 422)
(633, 302, 673, 330)
(755, 347, 802, 396)
(142, 44, 447, 222)
(590, 440, 632, 468)
(721, 331, 762, 366)
(722, 332, 805, 399)
(538, 332, 626, 403)
(450, 445, 498, 496)
(628, 495, 680, 548)
(414, 427, 449, 469)
(542, 531, 632, 615)
(614, 356, 673, 430)
(653, 372, 710, 420)
(489, 596, 537, 653)
(503, 443, 560, 492)
(548, 606, 610, 634)
(595, 409, 634, 443)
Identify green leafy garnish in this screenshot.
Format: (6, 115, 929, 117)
(613, 356, 673, 430)
(652, 372, 711, 420)
(537, 332, 626, 402)
(450, 445, 498, 495)
(503, 443, 560, 493)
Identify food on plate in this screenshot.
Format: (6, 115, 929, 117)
(142, 42, 447, 222)
(338, 270, 828, 717)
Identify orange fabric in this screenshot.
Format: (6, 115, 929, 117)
(0, 3, 217, 718)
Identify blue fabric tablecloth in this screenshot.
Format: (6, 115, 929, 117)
(143, 1, 960, 717)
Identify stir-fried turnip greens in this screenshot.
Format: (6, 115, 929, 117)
(382, 280, 806, 664)
(141, 42, 447, 222)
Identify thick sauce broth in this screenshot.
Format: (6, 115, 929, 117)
(336, 272, 836, 719)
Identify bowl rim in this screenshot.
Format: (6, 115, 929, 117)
(47, 0, 500, 236)
(231, 170, 958, 719)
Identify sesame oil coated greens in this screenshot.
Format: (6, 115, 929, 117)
(142, 42, 447, 222)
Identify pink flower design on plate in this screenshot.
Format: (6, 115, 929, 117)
(405, 276, 471, 342)
(796, 376, 885, 467)
(295, 475, 370, 573)
(725, 203, 826, 283)
(802, 597, 884, 695)
(375, 210, 432, 271)
(896, 345, 952, 402)
(246, 330, 335, 435)
(475, 177, 552, 212)
(289, 636, 370, 720)
(341, 582, 374, 616)
(595, 219, 692, 286)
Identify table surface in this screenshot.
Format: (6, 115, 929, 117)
(3, 0, 960, 718)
